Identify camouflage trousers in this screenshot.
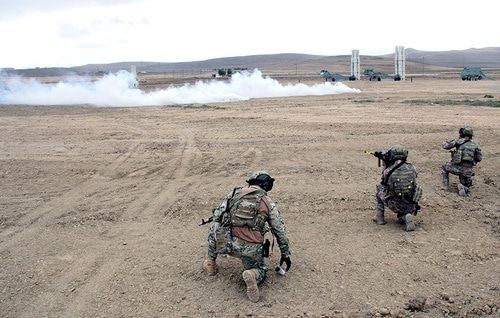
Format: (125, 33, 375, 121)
(441, 162, 474, 188)
(376, 184, 418, 218)
(207, 225, 267, 283)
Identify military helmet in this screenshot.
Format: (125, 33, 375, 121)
(388, 144, 408, 161)
(459, 126, 473, 138)
(247, 171, 275, 192)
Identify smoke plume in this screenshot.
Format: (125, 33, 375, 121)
(0, 69, 359, 107)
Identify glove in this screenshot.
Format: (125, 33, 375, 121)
(279, 255, 292, 271)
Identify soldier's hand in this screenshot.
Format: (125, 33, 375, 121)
(280, 255, 292, 271)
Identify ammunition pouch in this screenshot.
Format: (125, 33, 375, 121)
(451, 149, 462, 164)
(231, 200, 258, 227)
(214, 226, 232, 254)
(412, 184, 423, 204)
(461, 147, 475, 163)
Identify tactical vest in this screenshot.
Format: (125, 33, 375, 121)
(228, 188, 267, 233)
(455, 140, 478, 163)
(387, 163, 417, 199)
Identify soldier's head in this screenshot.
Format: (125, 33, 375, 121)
(459, 126, 473, 138)
(387, 144, 408, 162)
(247, 171, 275, 192)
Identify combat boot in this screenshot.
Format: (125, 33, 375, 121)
(404, 214, 415, 232)
(458, 184, 468, 197)
(242, 270, 260, 302)
(203, 259, 218, 276)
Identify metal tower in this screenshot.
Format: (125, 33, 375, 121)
(395, 46, 405, 80)
(351, 49, 360, 80)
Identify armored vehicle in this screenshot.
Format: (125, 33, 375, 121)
(320, 70, 355, 82)
(363, 69, 401, 81)
(461, 67, 489, 81)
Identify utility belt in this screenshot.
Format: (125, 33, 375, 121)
(460, 162, 474, 168)
(214, 226, 264, 255)
(233, 237, 263, 247)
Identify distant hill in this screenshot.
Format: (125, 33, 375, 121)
(386, 47, 500, 68)
(5, 53, 324, 77)
(3, 48, 500, 77)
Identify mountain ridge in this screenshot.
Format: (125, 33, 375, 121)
(3, 47, 500, 77)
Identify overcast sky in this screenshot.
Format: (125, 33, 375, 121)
(0, 0, 498, 69)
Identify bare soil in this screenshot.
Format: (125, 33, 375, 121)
(0, 79, 499, 317)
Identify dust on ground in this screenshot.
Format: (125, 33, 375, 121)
(0, 79, 499, 317)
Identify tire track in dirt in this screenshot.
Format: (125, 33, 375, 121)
(19, 129, 199, 317)
(17, 129, 266, 317)
(52, 133, 264, 317)
(56, 129, 202, 317)
(0, 118, 162, 250)
(0, 141, 145, 252)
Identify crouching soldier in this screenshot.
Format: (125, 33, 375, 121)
(202, 171, 291, 302)
(442, 126, 482, 196)
(372, 145, 423, 231)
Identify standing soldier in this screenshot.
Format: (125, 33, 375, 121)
(202, 171, 291, 302)
(442, 126, 482, 196)
(371, 145, 423, 231)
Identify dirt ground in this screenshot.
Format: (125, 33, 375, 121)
(0, 79, 499, 318)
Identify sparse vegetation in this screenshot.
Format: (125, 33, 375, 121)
(404, 99, 500, 108)
(353, 99, 377, 103)
(484, 94, 494, 98)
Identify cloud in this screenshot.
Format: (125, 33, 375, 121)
(0, 0, 143, 19)
(0, 69, 360, 107)
(59, 23, 91, 39)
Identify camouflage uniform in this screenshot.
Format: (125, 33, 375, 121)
(207, 185, 290, 284)
(375, 157, 420, 230)
(441, 137, 482, 196)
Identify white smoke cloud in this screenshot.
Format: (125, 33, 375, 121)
(0, 69, 360, 107)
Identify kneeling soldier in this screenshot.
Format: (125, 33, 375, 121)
(442, 126, 482, 196)
(202, 171, 291, 302)
(373, 145, 422, 231)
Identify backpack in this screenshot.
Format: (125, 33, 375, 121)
(228, 188, 267, 231)
(387, 163, 417, 199)
(458, 140, 479, 163)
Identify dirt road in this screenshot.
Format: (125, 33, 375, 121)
(1, 79, 499, 317)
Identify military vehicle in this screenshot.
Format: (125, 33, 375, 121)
(363, 69, 401, 81)
(460, 67, 489, 81)
(320, 70, 356, 82)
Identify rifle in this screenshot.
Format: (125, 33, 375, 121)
(199, 208, 216, 226)
(198, 216, 213, 226)
(199, 187, 239, 226)
(364, 150, 387, 167)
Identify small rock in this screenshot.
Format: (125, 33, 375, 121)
(378, 307, 390, 315)
(406, 296, 426, 312)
